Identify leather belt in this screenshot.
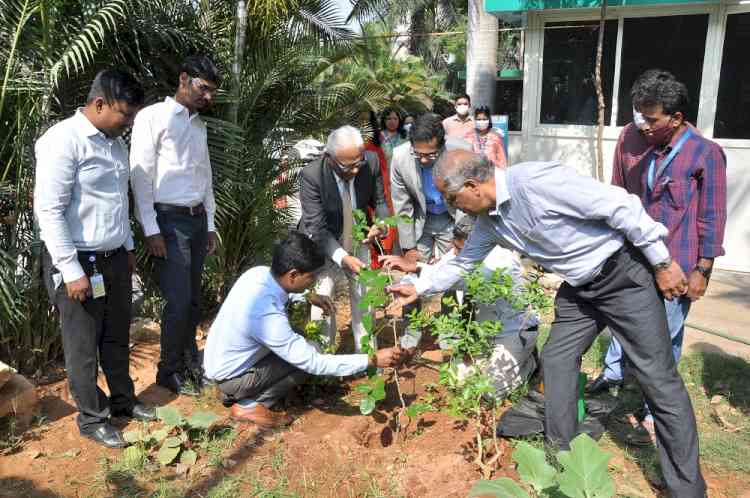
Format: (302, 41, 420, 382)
(154, 202, 206, 216)
(78, 246, 125, 259)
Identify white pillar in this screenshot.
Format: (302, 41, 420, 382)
(466, 0, 499, 108)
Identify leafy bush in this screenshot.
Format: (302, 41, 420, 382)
(469, 434, 615, 498)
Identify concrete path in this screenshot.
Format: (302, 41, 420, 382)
(683, 269, 750, 359)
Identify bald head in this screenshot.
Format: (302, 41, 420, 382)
(435, 149, 494, 192)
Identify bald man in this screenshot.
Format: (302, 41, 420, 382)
(389, 150, 705, 498)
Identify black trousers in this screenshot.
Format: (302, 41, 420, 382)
(155, 210, 208, 379)
(542, 244, 705, 497)
(44, 248, 136, 433)
(216, 353, 308, 408)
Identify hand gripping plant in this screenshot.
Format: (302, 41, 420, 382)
(408, 265, 550, 477)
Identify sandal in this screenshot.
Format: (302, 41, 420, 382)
(610, 412, 653, 447)
(641, 418, 657, 446)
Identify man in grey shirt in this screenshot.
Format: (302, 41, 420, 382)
(35, 70, 155, 448)
(390, 150, 705, 498)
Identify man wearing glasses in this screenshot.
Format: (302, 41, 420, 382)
(298, 126, 388, 352)
(390, 113, 462, 265)
(130, 56, 220, 396)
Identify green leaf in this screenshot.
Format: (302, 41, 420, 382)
(405, 403, 431, 419)
(512, 441, 557, 493)
(123, 430, 146, 443)
(355, 383, 373, 394)
(556, 434, 615, 498)
(468, 478, 531, 498)
(156, 406, 184, 427)
(163, 436, 182, 448)
(156, 445, 181, 466)
(151, 428, 170, 442)
(186, 411, 219, 430)
(359, 397, 376, 415)
(121, 445, 146, 468)
(179, 449, 198, 466)
(362, 314, 373, 333)
(370, 376, 386, 401)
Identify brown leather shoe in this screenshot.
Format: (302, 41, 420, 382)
(230, 403, 293, 429)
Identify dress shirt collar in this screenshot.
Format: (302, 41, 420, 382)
(164, 96, 203, 122)
(264, 267, 289, 305)
(491, 166, 511, 214)
(73, 108, 105, 138)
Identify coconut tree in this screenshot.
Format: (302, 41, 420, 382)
(466, 0, 498, 107)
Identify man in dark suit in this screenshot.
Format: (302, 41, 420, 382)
(299, 126, 388, 353)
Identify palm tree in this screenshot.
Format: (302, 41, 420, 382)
(466, 0, 498, 107)
(0, 0, 359, 371)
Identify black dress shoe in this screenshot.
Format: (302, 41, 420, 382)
(83, 424, 129, 448)
(585, 374, 623, 396)
(113, 403, 157, 421)
(157, 372, 201, 397)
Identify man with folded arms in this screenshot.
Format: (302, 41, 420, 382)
(130, 56, 220, 396)
(389, 150, 706, 498)
(203, 232, 403, 428)
(35, 70, 155, 448)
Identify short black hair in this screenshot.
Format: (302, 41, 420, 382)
(474, 105, 493, 127)
(86, 69, 144, 107)
(180, 55, 221, 85)
(455, 93, 471, 103)
(630, 69, 689, 116)
(410, 113, 445, 147)
(271, 231, 325, 277)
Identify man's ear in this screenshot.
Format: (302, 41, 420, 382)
(672, 111, 685, 127)
(178, 72, 189, 88)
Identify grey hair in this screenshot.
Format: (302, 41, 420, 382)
(434, 152, 493, 192)
(325, 125, 364, 157)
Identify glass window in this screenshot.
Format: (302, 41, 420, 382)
(715, 13, 750, 140)
(616, 15, 708, 126)
(540, 20, 617, 125)
(495, 80, 523, 131)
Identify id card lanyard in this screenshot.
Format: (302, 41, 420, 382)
(89, 255, 106, 299)
(647, 128, 692, 191)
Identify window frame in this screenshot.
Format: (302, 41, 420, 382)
(520, 1, 750, 147)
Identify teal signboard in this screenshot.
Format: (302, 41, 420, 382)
(486, 0, 717, 12)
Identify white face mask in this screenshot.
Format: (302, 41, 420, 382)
(456, 104, 470, 116)
(476, 119, 490, 131)
(404, 123, 413, 132)
(633, 108, 646, 128)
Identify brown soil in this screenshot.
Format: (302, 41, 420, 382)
(1, 309, 748, 497)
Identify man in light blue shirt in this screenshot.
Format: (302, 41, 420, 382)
(204, 231, 403, 429)
(389, 150, 706, 498)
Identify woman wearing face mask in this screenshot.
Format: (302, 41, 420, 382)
(464, 106, 507, 168)
(403, 115, 415, 137)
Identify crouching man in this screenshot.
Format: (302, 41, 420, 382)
(380, 217, 539, 399)
(203, 231, 403, 429)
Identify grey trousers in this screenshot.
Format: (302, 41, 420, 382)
(416, 212, 454, 261)
(542, 244, 705, 498)
(155, 210, 208, 378)
(216, 353, 308, 408)
(43, 248, 136, 433)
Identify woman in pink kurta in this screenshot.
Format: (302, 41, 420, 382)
(464, 106, 507, 168)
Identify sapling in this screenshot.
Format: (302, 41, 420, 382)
(407, 265, 549, 477)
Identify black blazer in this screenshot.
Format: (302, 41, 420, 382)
(298, 151, 384, 258)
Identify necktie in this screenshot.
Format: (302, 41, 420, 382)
(341, 181, 353, 254)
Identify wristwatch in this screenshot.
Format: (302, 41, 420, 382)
(693, 265, 712, 281)
(653, 256, 672, 271)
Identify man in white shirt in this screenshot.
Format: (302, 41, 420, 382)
(204, 231, 403, 429)
(130, 56, 220, 396)
(298, 126, 388, 353)
(35, 70, 155, 448)
(380, 218, 539, 399)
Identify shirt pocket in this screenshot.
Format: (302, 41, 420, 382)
(665, 179, 692, 211)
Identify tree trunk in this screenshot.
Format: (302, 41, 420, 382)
(466, 0, 498, 108)
(229, 0, 248, 125)
(594, 0, 607, 182)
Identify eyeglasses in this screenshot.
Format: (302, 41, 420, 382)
(410, 148, 441, 161)
(333, 156, 366, 172)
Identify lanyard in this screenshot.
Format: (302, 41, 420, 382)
(647, 129, 692, 191)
